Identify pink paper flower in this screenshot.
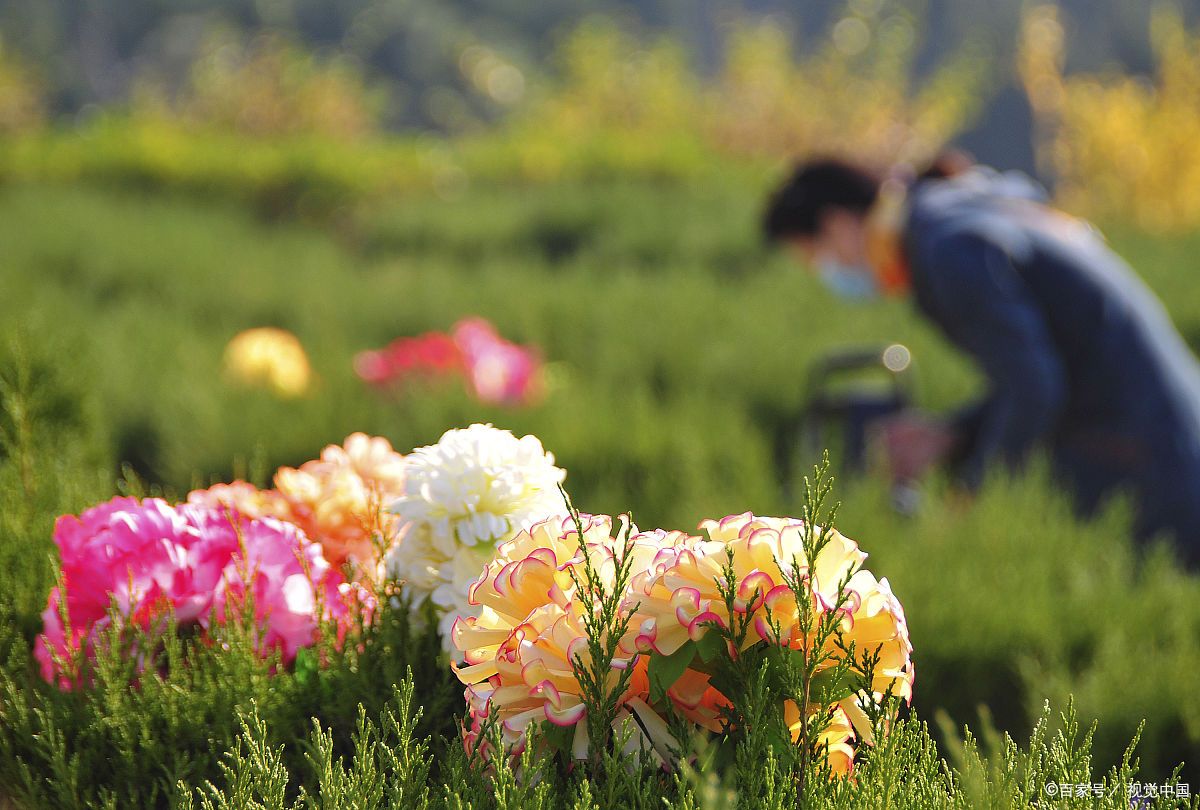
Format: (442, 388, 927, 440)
(35, 497, 357, 687)
(185, 507, 353, 663)
(37, 497, 192, 684)
(452, 317, 543, 407)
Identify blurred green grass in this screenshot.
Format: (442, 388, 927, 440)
(1, 178, 1199, 781)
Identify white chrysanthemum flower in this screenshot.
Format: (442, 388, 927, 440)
(384, 423, 567, 651)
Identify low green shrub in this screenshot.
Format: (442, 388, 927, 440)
(183, 690, 1189, 809)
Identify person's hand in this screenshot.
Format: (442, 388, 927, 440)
(874, 411, 958, 483)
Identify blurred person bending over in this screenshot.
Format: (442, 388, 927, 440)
(764, 157, 1200, 564)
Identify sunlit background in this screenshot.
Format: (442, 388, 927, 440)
(3, 0, 1200, 789)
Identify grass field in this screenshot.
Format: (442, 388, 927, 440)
(2, 174, 1200, 801)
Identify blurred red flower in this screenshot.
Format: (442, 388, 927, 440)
(355, 317, 543, 407)
(354, 331, 462, 386)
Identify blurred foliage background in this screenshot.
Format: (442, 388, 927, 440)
(2, 0, 1196, 139)
(2, 0, 1200, 795)
(5, 1, 1200, 227)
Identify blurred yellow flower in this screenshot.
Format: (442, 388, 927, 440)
(222, 327, 313, 398)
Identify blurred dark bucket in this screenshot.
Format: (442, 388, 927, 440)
(801, 343, 913, 475)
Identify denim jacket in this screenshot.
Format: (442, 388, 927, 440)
(905, 168, 1200, 560)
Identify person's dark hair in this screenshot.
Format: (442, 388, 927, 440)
(763, 158, 881, 242)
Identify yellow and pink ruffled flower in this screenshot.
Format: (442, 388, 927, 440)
(452, 514, 676, 764)
(697, 513, 870, 645)
(275, 432, 406, 573)
(623, 512, 913, 772)
(452, 514, 642, 671)
(785, 701, 856, 775)
(620, 514, 857, 660)
(759, 564, 913, 746)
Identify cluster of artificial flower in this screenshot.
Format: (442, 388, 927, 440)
(37, 432, 405, 686)
(36, 419, 913, 779)
(222, 318, 542, 408)
(355, 317, 543, 407)
(450, 511, 913, 775)
(37, 424, 565, 686)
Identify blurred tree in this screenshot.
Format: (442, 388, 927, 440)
(1021, 3, 1200, 231)
(0, 0, 1196, 169)
(0, 38, 44, 132)
(135, 30, 383, 139)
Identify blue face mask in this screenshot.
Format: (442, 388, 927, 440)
(817, 257, 879, 300)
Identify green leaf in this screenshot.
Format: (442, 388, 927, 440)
(808, 668, 856, 703)
(694, 630, 727, 663)
(761, 646, 856, 701)
(766, 645, 808, 680)
(541, 719, 575, 755)
(647, 641, 697, 703)
(764, 716, 796, 758)
(708, 667, 738, 703)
